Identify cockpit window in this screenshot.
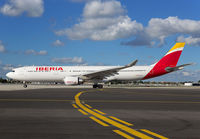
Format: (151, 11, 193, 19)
(12, 70, 15, 72)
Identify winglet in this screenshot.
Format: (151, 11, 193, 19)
(126, 59, 138, 67)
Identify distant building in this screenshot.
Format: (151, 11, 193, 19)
(184, 82, 200, 86)
(184, 83, 193, 86)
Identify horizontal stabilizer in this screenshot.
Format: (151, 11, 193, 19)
(165, 63, 193, 72)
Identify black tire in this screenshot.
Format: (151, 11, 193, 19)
(23, 84, 27, 88)
(93, 84, 97, 88)
(98, 84, 103, 88)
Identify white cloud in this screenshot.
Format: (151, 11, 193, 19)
(149, 70, 200, 82)
(56, 1, 200, 47)
(25, 49, 47, 55)
(177, 36, 200, 46)
(2, 64, 14, 71)
(83, 0, 125, 18)
(37, 50, 47, 55)
(52, 40, 65, 47)
(180, 70, 200, 81)
(0, 0, 44, 17)
(0, 63, 19, 78)
(51, 57, 85, 64)
(25, 49, 35, 55)
(182, 71, 191, 76)
(0, 40, 5, 53)
(55, 0, 143, 40)
(124, 16, 200, 47)
(146, 17, 200, 39)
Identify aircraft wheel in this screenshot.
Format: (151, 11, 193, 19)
(98, 84, 103, 88)
(23, 84, 27, 88)
(93, 84, 97, 88)
(93, 84, 103, 88)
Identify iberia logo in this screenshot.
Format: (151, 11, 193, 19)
(36, 67, 63, 71)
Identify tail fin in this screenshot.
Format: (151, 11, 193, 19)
(143, 42, 185, 79)
(164, 42, 185, 66)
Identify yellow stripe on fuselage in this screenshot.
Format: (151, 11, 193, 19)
(168, 42, 185, 53)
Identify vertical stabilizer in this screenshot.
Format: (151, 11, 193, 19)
(143, 42, 185, 79)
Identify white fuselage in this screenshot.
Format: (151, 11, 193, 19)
(6, 66, 153, 83)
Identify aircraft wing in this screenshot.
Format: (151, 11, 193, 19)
(81, 60, 138, 80)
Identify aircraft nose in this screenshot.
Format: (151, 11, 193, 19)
(6, 72, 12, 78)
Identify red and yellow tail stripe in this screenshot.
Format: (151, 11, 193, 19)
(166, 42, 185, 55)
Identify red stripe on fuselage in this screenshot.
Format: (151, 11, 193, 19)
(143, 51, 182, 79)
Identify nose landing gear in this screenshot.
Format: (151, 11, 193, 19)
(23, 81, 27, 88)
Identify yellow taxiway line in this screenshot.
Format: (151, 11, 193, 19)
(93, 109, 106, 115)
(75, 91, 155, 139)
(72, 104, 78, 109)
(109, 116, 133, 126)
(85, 104, 92, 108)
(89, 116, 109, 127)
(141, 129, 168, 139)
(78, 109, 88, 115)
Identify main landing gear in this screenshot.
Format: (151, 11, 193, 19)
(23, 81, 27, 88)
(93, 84, 103, 88)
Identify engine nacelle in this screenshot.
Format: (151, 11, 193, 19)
(63, 76, 83, 85)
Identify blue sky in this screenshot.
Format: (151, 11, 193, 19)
(0, 0, 200, 81)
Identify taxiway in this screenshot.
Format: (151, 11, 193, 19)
(0, 87, 199, 138)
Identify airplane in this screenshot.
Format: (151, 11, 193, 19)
(6, 42, 192, 88)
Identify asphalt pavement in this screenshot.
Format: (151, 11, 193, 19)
(0, 87, 199, 139)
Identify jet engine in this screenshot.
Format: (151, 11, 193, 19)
(63, 76, 83, 85)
